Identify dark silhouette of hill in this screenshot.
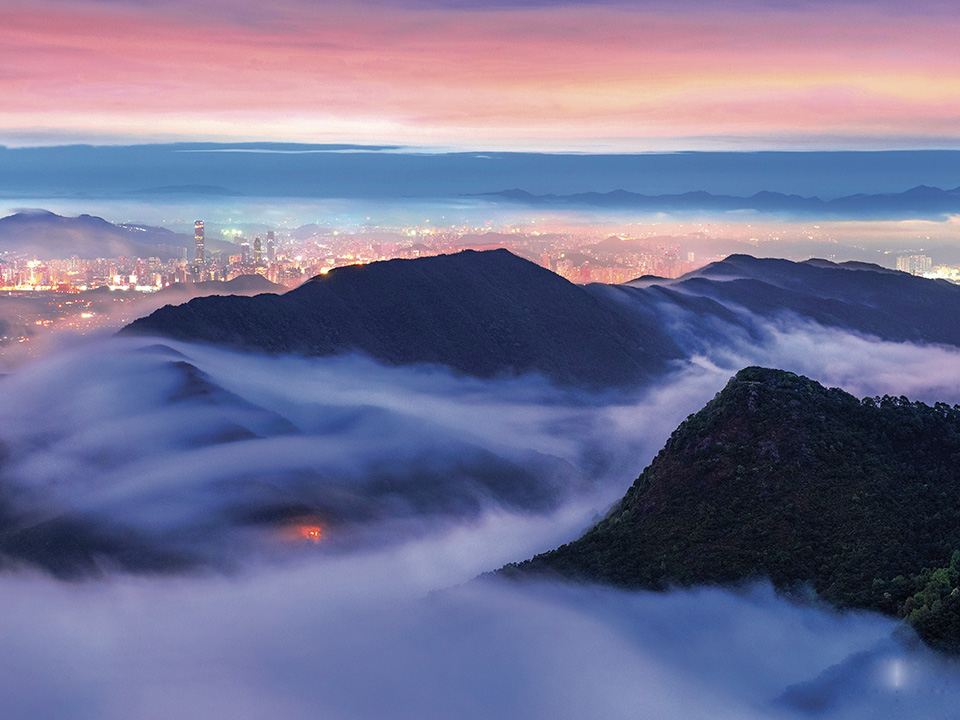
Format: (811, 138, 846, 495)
(122, 251, 960, 388)
(591, 254, 960, 356)
(485, 185, 960, 219)
(121, 249, 682, 388)
(670, 254, 960, 347)
(154, 273, 284, 298)
(0, 210, 190, 259)
(502, 367, 960, 653)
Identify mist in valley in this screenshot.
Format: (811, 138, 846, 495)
(0, 303, 960, 716)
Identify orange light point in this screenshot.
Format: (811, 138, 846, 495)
(296, 525, 323, 543)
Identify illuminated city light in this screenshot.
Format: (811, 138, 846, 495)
(299, 526, 323, 542)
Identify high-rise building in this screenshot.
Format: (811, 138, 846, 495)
(254, 236, 263, 264)
(266, 231, 276, 262)
(896, 254, 932, 276)
(194, 221, 205, 265)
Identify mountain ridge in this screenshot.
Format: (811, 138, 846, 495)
(122, 249, 681, 389)
(500, 367, 960, 652)
(0, 210, 190, 259)
(121, 250, 960, 389)
(482, 184, 960, 218)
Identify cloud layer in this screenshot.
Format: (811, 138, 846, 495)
(2, 552, 959, 720)
(4, 308, 960, 715)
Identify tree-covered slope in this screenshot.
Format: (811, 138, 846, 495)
(503, 367, 960, 652)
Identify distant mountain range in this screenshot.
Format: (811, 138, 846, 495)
(3, 144, 960, 204)
(601, 253, 960, 355)
(484, 185, 960, 218)
(123, 249, 960, 389)
(501, 367, 960, 653)
(0, 210, 251, 259)
(0, 210, 190, 259)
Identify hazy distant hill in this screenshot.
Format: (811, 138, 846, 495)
(486, 185, 960, 219)
(503, 367, 960, 653)
(0, 210, 190, 259)
(122, 249, 682, 389)
(289, 223, 335, 241)
(7, 144, 960, 206)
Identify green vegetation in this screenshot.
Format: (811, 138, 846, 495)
(502, 367, 960, 653)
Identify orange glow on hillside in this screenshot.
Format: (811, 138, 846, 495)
(276, 518, 326, 544)
(298, 525, 323, 543)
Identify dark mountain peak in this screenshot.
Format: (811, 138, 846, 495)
(681, 253, 765, 278)
(505, 367, 960, 653)
(156, 273, 283, 298)
(291, 249, 565, 301)
(716, 253, 759, 263)
(122, 249, 682, 389)
(901, 184, 943, 196)
(5, 208, 58, 220)
(728, 364, 810, 388)
(221, 274, 283, 293)
(801, 258, 896, 274)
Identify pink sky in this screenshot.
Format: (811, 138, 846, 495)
(2, 0, 959, 149)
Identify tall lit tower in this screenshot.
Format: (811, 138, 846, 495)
(194, 221, 205, 265)
(254, 236, 263, 264)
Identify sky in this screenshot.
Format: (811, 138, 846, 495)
(3, 0, 960, 151)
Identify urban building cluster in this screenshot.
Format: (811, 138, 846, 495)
(0, 223, 299, 292)
(190, 221, 300, 286)
(894, 254, 960, 283)
(0, 220, 714, 294)
(897, 254, 933, 276)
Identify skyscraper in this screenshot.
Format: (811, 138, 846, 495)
(194, 221, 205, 265)
(254, 236, 263, 264)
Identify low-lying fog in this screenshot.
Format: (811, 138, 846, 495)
(3, 317, 960, 718)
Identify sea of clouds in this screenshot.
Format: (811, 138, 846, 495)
(3, 316, 960, 717)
